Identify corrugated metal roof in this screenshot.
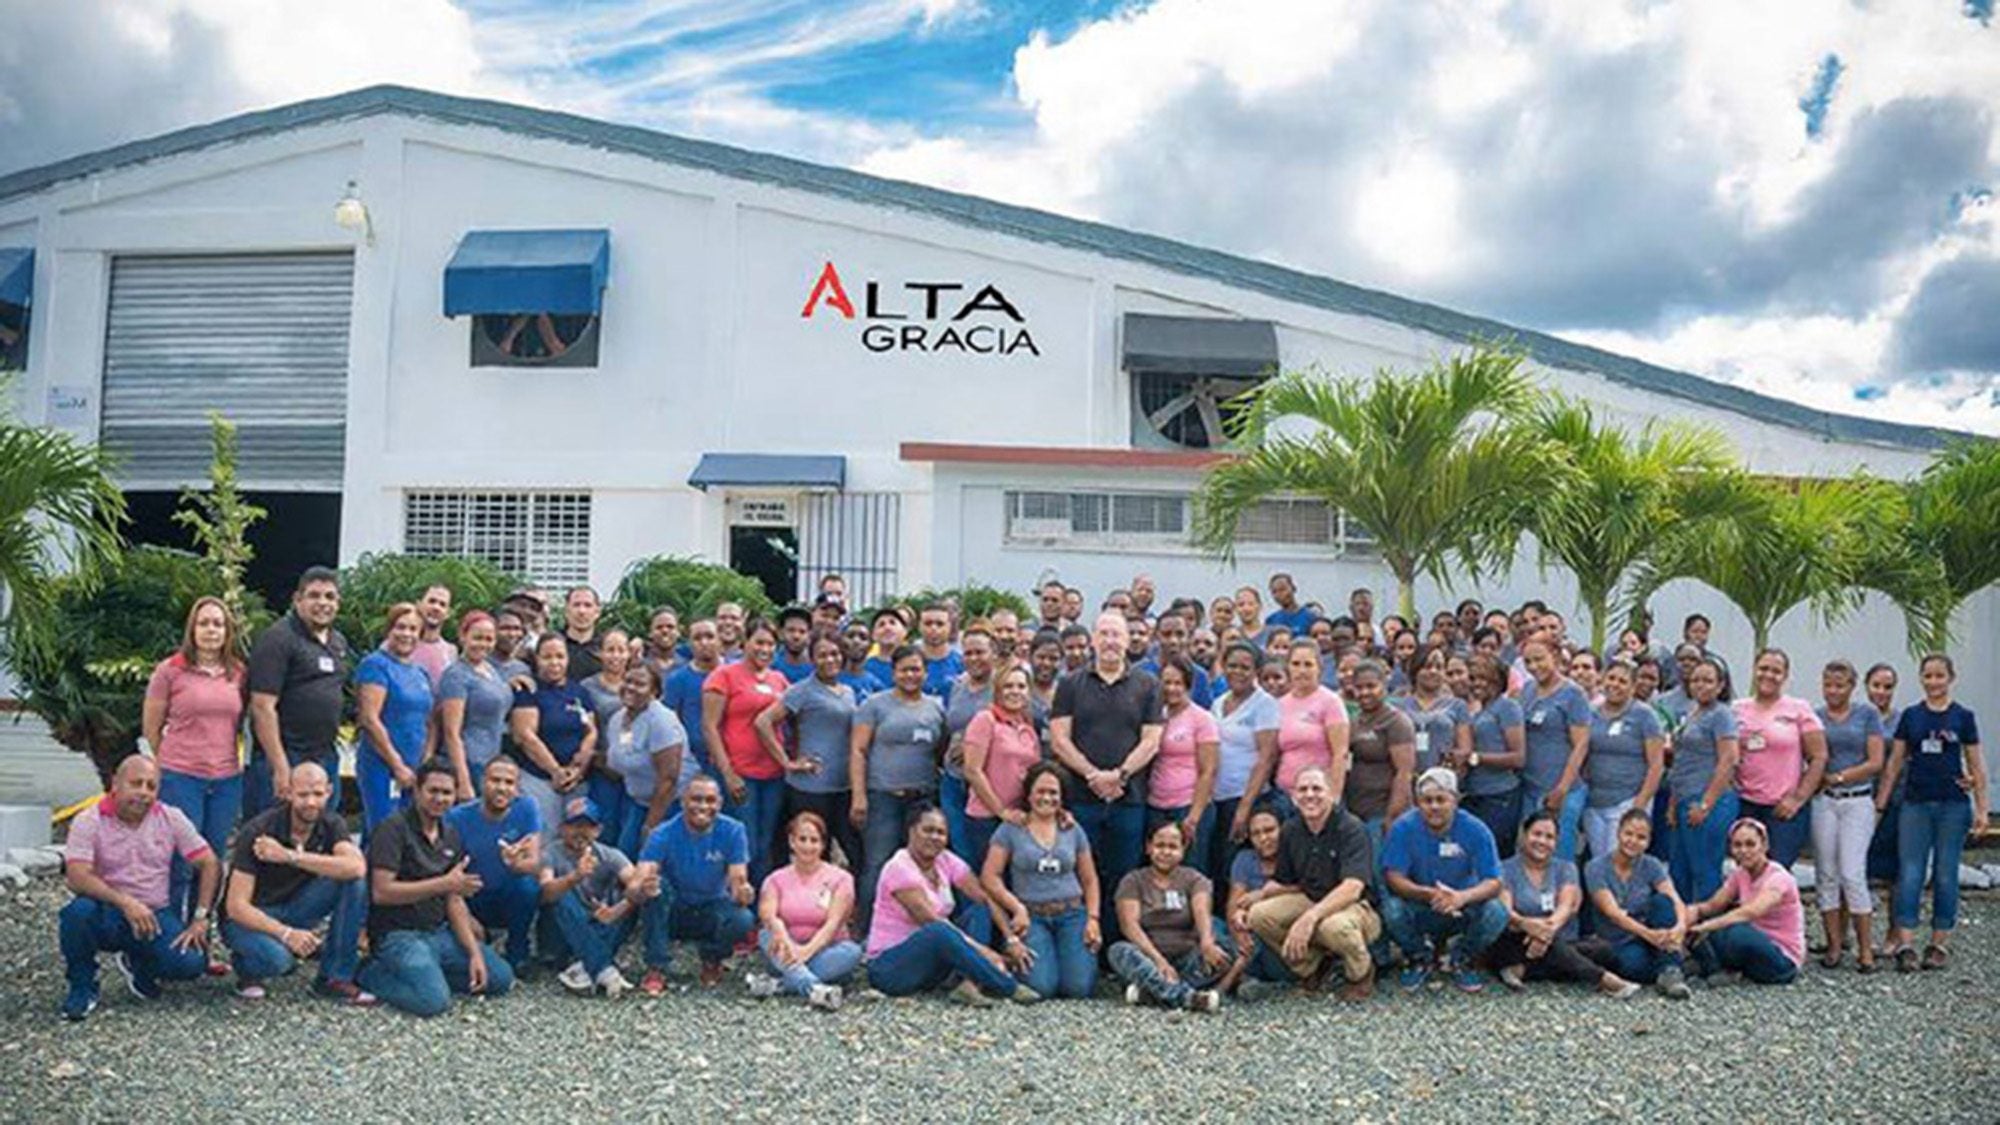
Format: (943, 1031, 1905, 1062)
(0, 85, 1966, 452)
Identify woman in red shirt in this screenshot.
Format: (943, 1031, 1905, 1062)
(704, 618, 790, 884)
(142, 595, 247, 924)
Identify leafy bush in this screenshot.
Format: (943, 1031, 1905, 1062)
(0, 546, 254, 783)
(335, 552, 521, 647)
(873, 583, 1033, 624)
(603, 555, 774, 634)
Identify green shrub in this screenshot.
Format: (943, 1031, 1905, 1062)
(335, 552, 521, 648)
(603, 555, 774, 634)
(873, 583, 1033, 624)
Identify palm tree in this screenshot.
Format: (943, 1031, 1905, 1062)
(1191, 345, 1555, 619)
(0, 383, 126, 657)
(1521, 397, 1741, 652)
(1888, 439, 2000, 653)
(1636, 474, 1899, 653)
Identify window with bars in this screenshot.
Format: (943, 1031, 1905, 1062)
(404, 490, 592, 586)
(1003, 489, 1374, 555)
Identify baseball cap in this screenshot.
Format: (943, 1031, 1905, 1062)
(1414, 767, 1460, 797)
(562, 796, 602, 825)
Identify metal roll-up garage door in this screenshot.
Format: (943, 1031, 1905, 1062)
(101, 252, 353, 490)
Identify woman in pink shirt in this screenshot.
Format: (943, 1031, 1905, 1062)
(1687, 818, 1803, 984)
(749, 811, 860, 1010)
(1147, 656, 1219, 868)
(1245, 640, 1348, 815)
(962, 664, 1043, 866)
(1730, 649, 1827, 868)
(142, 595, 247, 922)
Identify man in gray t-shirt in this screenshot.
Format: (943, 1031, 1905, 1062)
(539, 797, 640, 996)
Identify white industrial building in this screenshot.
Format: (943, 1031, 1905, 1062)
(0, 85, 1990, 716)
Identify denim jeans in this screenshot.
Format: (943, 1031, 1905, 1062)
(641, 892, 755, 969)
(466, 872, 542, 969)
(859, 787, 937, 930)
(1070, 799, 1146, 924)
(242, 753, 340, 823)
(357, 752, 411, 838)
(546, 894, 635, 977)
(758, 929, 864, 995)
(1380, 895, 1508, 965)
(1895, 798, 1972, 932)
(1580, 892, 1685, 984)
(726, 776, 788, 887)
(1146, 805, 1214, 884)
(1108, 918, 1235, 1007)
(221, 875, 366, 984)
(59, 899, 207, 992)
(1667, 790, 1739, 905)
(1017, 904, 1099, 999)
(157, 767, 242, 922)
(1867, 793, 1903, 883)
(1647, 789, 1673, 860)
(1520, 782, 1589, 864)
(865, 920, 1016, 997)
(1692, 921, 1798, 984)
(357, 927, 515, 1017)
(1462, 789, 1522, 861)
(1204, 797, 1244, 886)
(939, 771, 975, 867)
(587, 773, 630, 855)
(1738, 798, 1810, 869)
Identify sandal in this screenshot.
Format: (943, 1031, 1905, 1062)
(1818, 951, 1843, 971)
(1856, 957, 1878, 975)
(1895, 947, 1919, 973)
(1921, 945, 1948, 971)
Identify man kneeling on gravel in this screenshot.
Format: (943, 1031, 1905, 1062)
(1246, 768, 1383, 1001)
(220, 762, 376, 1006)
(540, 796, 640, 998)
(356, 759, 515, 1016)
(630, 776, 756, 996)
(58, 755, 221, 1021)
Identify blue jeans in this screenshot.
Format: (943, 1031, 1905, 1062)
(1017, 904, 1099, 999)
(1204, 797, 1244, 886)
(1738, 798, 1810, 868)
(1668, 790, 1739, 904)
(641, 892, 755, 969)
(1380, 895, 1508, 965)
(1647, 789, 1673, 859)
(242, 753, 341, 822)
(1692, 921, 1798, 984)
(466, 873, 542, 969)
(940, 771, 975, 866)
(1147, 805, 1215, 883)
(546, 894, 634, 977)
(587, 773, 630, 855)
(221, 875, 366, 984)
(615, 798, 652, 860)
(157, 768, 242, 922)
(59, 899, 207, 992)
(1521, 782, 1589, 863)
(1462, 789, 1522, 861)
(358, 927, 515, 1017)
(865, 920, 1017, 998)
(1867, 792, 1902, 883)
(758, 930, 863, 995)
(859, 787, 937, 929)
(1586, 893, 1685, 984)
(1896, 798, 1972, 932)
(1071, 799, 1146, 924)
(1109, 919, 1235, 1007)
(357, 752, 411, 838)
(727, 776, 788, 887)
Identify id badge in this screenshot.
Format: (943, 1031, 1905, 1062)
(1415, 731, 1431, 756)
(1037, 855, 1062, 875)
(1745, 734, 1766, 753)
(1608, 721, 1624, 738)
(619, 730, 634, 747)
(1439, 841, 1464, 859)
(316, 655, 336, 674)
(1921, 737, 1945, 756)
(1530, 709, 1546, 727)
(1162, 890, 1185, 911)
(755, 682, 775, 695)
(1538, 892, 1554, 914)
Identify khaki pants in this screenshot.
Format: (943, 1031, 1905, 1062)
(1247, 893, 1381, 983)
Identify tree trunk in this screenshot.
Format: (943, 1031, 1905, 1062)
(1394, 564, 1418, 624)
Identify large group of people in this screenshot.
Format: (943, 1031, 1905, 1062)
(56, 564, 1987, 1021)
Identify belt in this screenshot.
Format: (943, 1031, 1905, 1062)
(874, 786, 936, 801)
(1825, 783, 1874, 800)
(1025, 897, 1084, 917)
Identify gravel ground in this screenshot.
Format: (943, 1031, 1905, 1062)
(1, 875, 1994, 1124)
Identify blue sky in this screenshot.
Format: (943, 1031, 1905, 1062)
(3, 0, 1998, 432)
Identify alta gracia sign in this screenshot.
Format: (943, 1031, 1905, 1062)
(800, 261, 1041, 357)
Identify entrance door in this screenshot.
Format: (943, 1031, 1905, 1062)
(729, 525, 799, 606)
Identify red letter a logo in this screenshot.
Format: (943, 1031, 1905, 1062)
(800, 261, 856, 319)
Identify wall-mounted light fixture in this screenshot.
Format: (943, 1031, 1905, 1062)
(333, 180, 374, 245)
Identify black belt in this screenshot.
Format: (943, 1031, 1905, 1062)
(1824, 783, 1874, 800)
(1025, 897, 1085, 917)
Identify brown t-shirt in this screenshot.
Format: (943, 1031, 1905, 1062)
(1114, 865, 1212, 958)
(1346, 706, 1416, 820)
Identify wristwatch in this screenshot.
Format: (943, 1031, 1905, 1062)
(192, 907, 209, 921)
(1468, 752, 1481, 769)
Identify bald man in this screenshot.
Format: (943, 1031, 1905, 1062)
(59, 755, 221, 1020)
(221, 762, 376, 1005)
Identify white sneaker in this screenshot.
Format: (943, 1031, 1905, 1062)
(558, 961, 592, 995)
(744, 971, 782, 999)
(596, 966, 632, 1000)
(1124, 981, 1143, 1006)
(1497, 965, 1526, 992)
(1189, 989, 1222, 1013)
(807, 983, 844, 1011)
(949, 980, 994, 1007)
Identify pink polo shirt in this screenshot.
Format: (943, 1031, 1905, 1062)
(867, 848, 970, 959)
(145, 655, 246, 780)
(1151, 703, 1219, 810)
(64, 798, 211, 910)
(964, 707, 1042, 818)
(1731, 696, 1823, 805)
(1276, 686, 1347, 792)
(1724, 861, 1804, 967)
(763, 862, 854, 944)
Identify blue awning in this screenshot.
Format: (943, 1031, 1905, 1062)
(0, 248, 33, 307)
(688, 453, 845, 491)
(443, 229, 609, 316)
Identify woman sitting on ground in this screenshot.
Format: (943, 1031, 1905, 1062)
(1221, 807, 1294, 994)
(979, 763, 1101, 1000)
(1581, 808, 1693, 999)
(1108, 820, 1234, 1012)
(749, 811, 861, 1010)
(863, 804, 1034, 1006)
(1686, 818, 1805, 984)
(1488, 811, 1640, 998)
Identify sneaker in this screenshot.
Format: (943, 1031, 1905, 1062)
(1338, 972, 1376, 1003)
(596, 966, 632, 1001)
(698, 962, 727, 989)
(1009, 984, 1042, 1005)
(235, 982, 268, 1000)
(640, 969, 668, 997)
(1189, 989, 1222, 1013)
(1234, 979, 1282, 1003)
(1450, 965, 1486, 994)
(558, 962, 593, 995)
(1124, 981, 1143, 1006)
(807, 983, 844, 1012)
(61, 984, 98, 1022)
(112, 953, 161, 1000)
(311, 978, 379, 1007)
(1657, 966, 1692, 1000)
(744, 971, 782, 999)
(1497, 965, 1526, 992)
(1605, 980, 1642, 1000)
(948, 980, 994, 1008)
(1398, 962, 1432, 992)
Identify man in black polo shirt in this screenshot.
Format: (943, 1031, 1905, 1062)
(562, 586, 603, 680)
(1050, 611, 1162, 924)
(244, 565, 349, 818)
(220, 762, 375, 1005)
(1247, 767, 1382, 1000)
(356, 760, 515, 1017)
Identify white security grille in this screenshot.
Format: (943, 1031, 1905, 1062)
(799, 492, 901, 607)
(404, 490, 592, 587)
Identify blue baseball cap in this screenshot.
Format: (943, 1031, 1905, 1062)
(562, 796, 602, 825)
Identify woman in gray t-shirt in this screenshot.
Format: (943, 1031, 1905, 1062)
(1488, 811, 1639, 997)
(980, 763, 1101, 1000)
(850, 646, 949, 929)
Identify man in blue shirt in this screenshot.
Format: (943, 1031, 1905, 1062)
(662, 619, 724, 776)
(1139, 612, 1213, 707)
(1381, 768, 1506, 994)
(632, 775, 754, 994)
(772, 606, 815, 684)
(1264, 572, 1319, 636)
(838, 622, 887, 699)
(916, 603, 964, 698)
(443, 758, 543, 972)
